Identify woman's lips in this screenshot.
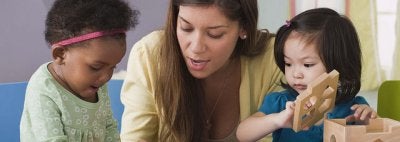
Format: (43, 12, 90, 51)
(188, 58, 209, 71)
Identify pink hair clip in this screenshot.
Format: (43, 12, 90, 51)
(51, 29, 126, 48)
(285, 20, 291, 28)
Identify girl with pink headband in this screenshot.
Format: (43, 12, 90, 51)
(20, 0, 138, 141)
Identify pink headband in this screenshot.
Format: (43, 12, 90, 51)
(285, 20, 291, 27)
(52, 29, 126, 47)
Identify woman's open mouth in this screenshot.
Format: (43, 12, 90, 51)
(188, 58, 209, 71)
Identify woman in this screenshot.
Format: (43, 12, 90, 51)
(120, 0, 283, 141)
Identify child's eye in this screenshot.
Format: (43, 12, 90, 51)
(90, 66, 101, 71)
(284, 63, 291, 67)
(111, 66, 117, 71)
(304, 64, 315, 68)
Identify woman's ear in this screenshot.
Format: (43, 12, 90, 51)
(51, 47, 67, 65)
(239, 28, 247, 39)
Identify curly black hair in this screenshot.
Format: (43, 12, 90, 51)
(45, 0, 139, 45)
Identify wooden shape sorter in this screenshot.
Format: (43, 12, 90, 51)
(324, 118, 400, 142)
(292, 70, 339, 132)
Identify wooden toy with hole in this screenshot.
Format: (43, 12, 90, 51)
(324, 118, 400, 142)
(292, 70, 339, 132)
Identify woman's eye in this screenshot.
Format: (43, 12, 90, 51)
(180, 26, 193, 32)
(304, 64, 315, 68)
(284, 63, 291, 67)
(208, 33, 223, 39)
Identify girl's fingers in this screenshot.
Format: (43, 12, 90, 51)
(304, 101, 311, 109)
(359, 108, 372, 120)
(371, 111, 378, 119)
(286, 101, 295, 109)
(345, 115, 355, 123)
(352, 104, 378, 121)
(353, 105, 368, 118)
(351, 104, 361, 110)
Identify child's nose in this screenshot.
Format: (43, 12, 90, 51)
(293, 71, 304, 79)
(99, 71, 112, 84)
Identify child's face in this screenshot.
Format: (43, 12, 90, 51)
(57, 38, 126, 101)
(283, 32, 326, 94)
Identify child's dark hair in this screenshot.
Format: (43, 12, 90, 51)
(274, 8, 361, 104)
(45, 0, 139, 45)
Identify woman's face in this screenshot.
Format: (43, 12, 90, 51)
(176, 5, 244, 79)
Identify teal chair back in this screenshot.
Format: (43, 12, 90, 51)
(377, 80, 400, 121)
(0, 80, 124, 141)
(107, 79, 124, 131)
(0, 82, 27, 142)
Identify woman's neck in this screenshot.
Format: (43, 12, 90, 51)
(200, 57, 242, 139)
(201, 58, 239, 86)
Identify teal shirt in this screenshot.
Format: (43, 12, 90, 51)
(20, 62, 120, 142)
(259, 89, 369, 142)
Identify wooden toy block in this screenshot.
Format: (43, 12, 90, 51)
(292, 70, 339, 132)
(324, 118, 400, 142)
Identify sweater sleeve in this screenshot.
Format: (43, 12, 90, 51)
(120, 31, 162, 142)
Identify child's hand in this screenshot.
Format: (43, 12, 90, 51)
(277, 101, 296, 128)
(345, 104, 378, 124)
(303, 97, 317, 109)
(279, 101, 311, 130)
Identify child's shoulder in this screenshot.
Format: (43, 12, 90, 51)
(266, 89, 294, 98)
(259, 90, 295, 114)
(263, 89, 296, 103)
(353, 96, 368, 104)
(26, 62, 60, 95)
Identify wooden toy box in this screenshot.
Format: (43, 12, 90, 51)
(324, 118, 400, 142)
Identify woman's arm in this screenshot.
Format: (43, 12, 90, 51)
(120, 31, 162, 142)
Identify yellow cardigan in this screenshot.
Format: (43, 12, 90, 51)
(120, 30, 283, 142)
